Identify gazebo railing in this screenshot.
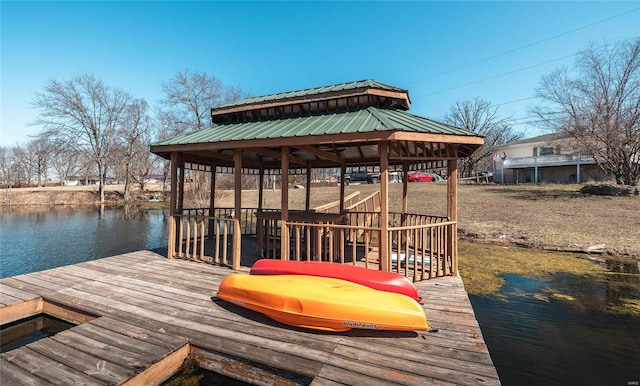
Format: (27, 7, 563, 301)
(181, 207, 260, 235)
(282, 212, 456, 281)
(169, 208, 456, 281)
(168, 214, 236, 265)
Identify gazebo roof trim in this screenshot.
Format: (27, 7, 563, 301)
(215, 79, 409, 110)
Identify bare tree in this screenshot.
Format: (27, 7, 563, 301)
(51, 147, 82, 186)
(0, 147, 12, 188)
(445, 97, 522, 176)
(157, 70, 248, 200)
(32, 73, 131, 202)
(27, 137, 56, 187)
(11, 145, 36, 187)
(533, 39, 640, 186)
(158, 69, 246, 134)
(116, 99, 154, 201)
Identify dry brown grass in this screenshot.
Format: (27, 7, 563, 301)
(213, 182, 640, 257)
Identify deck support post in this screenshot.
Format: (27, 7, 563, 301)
(379, 141, 389, 272)
(280, 146, 290, 260)
(447, 156, 458, 276)
(233, 149, 242, 270)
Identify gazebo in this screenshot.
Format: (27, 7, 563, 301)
(150, 80, 483, 281)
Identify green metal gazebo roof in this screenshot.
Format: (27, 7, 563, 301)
(154, 107, 475, 147)
(150, 79, 484, 168)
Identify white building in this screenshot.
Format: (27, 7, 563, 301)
(492, 133, 606, 184)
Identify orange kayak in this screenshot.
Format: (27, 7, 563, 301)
(217, 274, 429, 332)
(250, 259, 422, 302)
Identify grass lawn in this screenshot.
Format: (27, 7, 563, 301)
(244, 182, 640, 258)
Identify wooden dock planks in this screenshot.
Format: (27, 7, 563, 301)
(0, 251, 501, 385)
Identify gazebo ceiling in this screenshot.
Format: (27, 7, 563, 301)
(150, 80, 484, 170)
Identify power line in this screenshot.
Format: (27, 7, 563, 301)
(492, 96, 538, 107)
(413, 36, 638, 100)
(412, 52, 578, 99)
(403, 7, 639, 87)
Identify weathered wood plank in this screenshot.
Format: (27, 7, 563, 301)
(26, 337, 134, 384)
(51, 330, 150, 371)
(0, 297, 43, 325)
(121, 343, 190, 386)
(90, 317, 187, 350)
(334, 344, 499, 384)
(193, 347, 313, 386)
(0, 356, 56, 386)
(4, 274, 66, 293)
(2, 347, 105, 385)
(70, 323, 170, 360)
(0, 283, 40, 301)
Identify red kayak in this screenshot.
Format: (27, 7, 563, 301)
(250, 259, 422, 302)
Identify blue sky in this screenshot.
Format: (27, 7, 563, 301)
(1, 1, 638, 147)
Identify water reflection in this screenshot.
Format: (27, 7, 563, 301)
(0, 206, 169, 278)
(471, 274, 640, 386)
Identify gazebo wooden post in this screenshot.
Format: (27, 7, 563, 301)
(339, 163, 346, 214)
(177, 154, 185, 214)
(280, 146, 290, 260)
(208, 162, 216, 239)
(379, 141, 390, 272)
(256, 167, 265, 256)
(168, 152, 179, 259)
(447, 157, 459, 276)
(305, 163, 311, 212)
(232, 149, 242, 270)
(402, 160, 409, 226)
(258, 168, 265, 211)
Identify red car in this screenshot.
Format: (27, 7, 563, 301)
(407, 171, 433, 182)
(407, 171, 444, 182)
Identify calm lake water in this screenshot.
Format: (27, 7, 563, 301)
(1, 206, 169, 278)
(1, 206, 639, 385)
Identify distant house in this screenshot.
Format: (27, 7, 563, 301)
(64, 176, 116, 186)
(492, 133, 606, 184)
(144, 174, 166, 184)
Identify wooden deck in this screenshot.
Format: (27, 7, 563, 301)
(0, 250, 501, 385)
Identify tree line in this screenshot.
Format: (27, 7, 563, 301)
(2, 39, 637, 202)
(0, 70, 246, 202)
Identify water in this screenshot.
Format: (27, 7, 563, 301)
(1, 206, 169, 278)
(1, 314, 75, 353)
(471, 274, 640, 386)
(1, 207, 639, 384)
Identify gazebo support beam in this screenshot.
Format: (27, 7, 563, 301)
(339, 163, 346, 214)
(379, 141, 389, 272)
(208, 162, 216, 239)
(233, 149, 242, 270)
(447, 157, 458, 276)
(305, 163, 311, 212)
(402, 160, 409, 225)
(168, 152, 179, 259)
(258, 168, 264, 212)
(280, 146, 290, 260)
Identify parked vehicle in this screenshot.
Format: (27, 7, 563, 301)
(407, 171, 444, 182)
(343, 172, 380, 185)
